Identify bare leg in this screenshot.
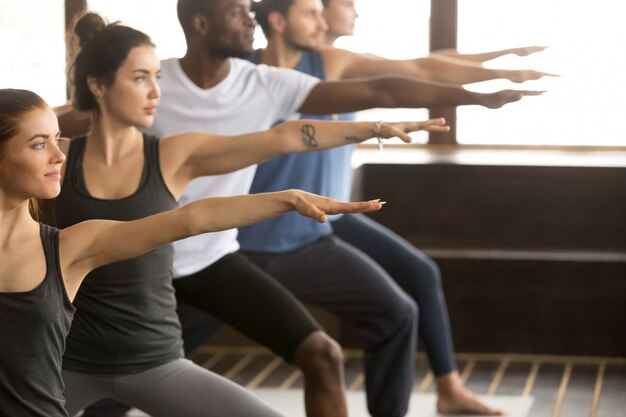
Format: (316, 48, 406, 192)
(436, 371, 506, 415)
(293, 331, 348, 417)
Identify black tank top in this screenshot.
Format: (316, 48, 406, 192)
(55, 134, 183, 376)
(0, 224, 75, 417)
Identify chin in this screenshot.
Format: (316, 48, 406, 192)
(136, 118, 154, 129)
(37, 188, 61, 200)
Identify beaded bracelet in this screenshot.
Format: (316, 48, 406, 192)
(374, 120, 383, 151)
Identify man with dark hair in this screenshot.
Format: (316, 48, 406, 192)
(78, 0, 542, 416)
(243, 0, 552, 415)
(253, 0, 552, 85)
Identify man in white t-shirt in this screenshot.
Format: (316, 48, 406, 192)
(78, 1, 544, 416)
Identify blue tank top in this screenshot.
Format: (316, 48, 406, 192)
(329, 111, 357, 203)
(239, 51, 332, 253)
(55, 135, 183, 376)
(239, 50, 353, 252)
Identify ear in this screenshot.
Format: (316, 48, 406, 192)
(87, 76, 106, 99)
(191, 14, 211, 36)
(268, 10, 287, 35)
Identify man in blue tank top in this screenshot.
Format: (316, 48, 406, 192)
(239, 0, 552, 415)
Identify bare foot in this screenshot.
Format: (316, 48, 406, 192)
(436, 372, 506, 415)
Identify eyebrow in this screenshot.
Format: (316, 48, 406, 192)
(27, 131, 61, 142)
(132, 69, 161, 74)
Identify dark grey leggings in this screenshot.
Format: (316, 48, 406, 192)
(332, 213, 456, 376)
(243, 234, 418, 417)
(63, 359, 284, 417)
(77, 253, 322, 417)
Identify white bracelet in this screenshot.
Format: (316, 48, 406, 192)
(374, 120, 383, 151)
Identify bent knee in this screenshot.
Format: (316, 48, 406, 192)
(405, 296, 419, 321)
(295, 331, 343, 372)
(390, 295, 419, 329)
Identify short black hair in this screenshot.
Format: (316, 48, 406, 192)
(252, 0, 295, 38)
(177, 0, 221, 38)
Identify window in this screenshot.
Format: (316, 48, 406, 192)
(87, 0, 184, 60)
(0, 0, 66, 106)
(456, 0, 626, 147)
(332, 0, 432, 145)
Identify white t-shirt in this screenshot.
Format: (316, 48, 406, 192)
(145, 57, 319, 277)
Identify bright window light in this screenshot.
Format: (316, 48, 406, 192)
(457, 0, 626, 147)
(0, 0, 66, 106)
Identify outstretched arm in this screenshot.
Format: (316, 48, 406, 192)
(404, 54, 555, 84)
(161, 118, 449, 197)
(324, 48, 555, 85)
(299, 75, 545, 115)
(430, 46, 548, 63)
(59, 190, 383, 299)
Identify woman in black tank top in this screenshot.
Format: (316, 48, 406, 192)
(0, 76, 389, 417)
(53, 12, 443, 417)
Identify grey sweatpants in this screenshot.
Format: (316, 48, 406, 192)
(62, 359, 284, 417)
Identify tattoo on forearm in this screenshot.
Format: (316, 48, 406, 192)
(345, 136, 360, 143)
(300, 124, 318, 148)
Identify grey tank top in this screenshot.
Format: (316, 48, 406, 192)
(0, 224, 75, 417)
(55, 134, 183, 376)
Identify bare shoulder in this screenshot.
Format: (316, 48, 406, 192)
(320, 48, 362, 80)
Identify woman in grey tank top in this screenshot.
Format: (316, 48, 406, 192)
(52, 12, 445, 417)
(0, 85, 387, 417)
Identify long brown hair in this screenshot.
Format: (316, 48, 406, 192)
(70, 12, 154, 113)
(0, 88, 49, 220)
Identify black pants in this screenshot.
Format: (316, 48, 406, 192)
(243, 235, 419, 417)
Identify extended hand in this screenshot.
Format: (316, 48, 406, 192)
(482, 89, 545, 109)
(290, 190, 384, 223)
(510, 45, 549, 57)
(381, 118, 451, 143)
(506, 69, 560, 83)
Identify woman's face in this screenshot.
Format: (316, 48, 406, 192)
(0, 108, 65, 201)
(99, 45, 161, 129)
(323, 0, 358, 38)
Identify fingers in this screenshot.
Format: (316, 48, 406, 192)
(332, 200, 384, 214)
(300, 199, 384, 223)
(519, 90, 547, 96)
(324, 200, 384, 216)
(516, 45, 549, 56)
(419, 117, 450, 132)
(385, 119, 450, 143)
(509, 69, 560, 83)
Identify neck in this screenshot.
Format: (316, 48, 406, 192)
(323, 31, 339, 48)
(179, 46, 231, 89)
(0, 202, 37, 244)
(262, 37, 304, 69)
(86, 117, 143, 166)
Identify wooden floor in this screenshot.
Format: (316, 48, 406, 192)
(191, 346, 626, 417)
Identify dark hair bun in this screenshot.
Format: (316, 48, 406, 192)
(74, 12, 107, 48)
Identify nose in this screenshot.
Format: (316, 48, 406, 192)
(149, 78, 161, 100)
(318, 14, 329, 32)
(245, 11, 257, 26)
(52, 141, 66, 165)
